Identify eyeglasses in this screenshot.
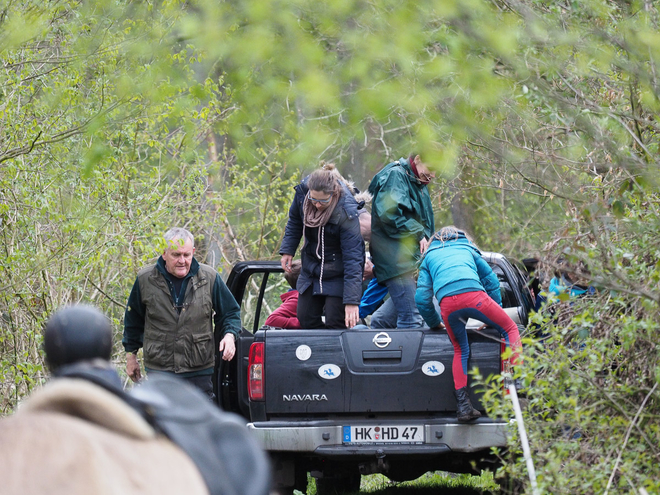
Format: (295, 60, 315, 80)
(419, 172, 435, 182)
(308, 193, 333, 204)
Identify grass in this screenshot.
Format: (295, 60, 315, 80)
(299, 470, 500, 494)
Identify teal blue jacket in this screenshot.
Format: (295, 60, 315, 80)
(549, 276, 593, 297)
(415, 232, 501, 328)
(368, 158, 435, 283)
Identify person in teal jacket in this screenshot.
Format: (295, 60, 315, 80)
(549, 274, 595, 297)
(415, 226, 522, 422)
(368, 154, 435, 328)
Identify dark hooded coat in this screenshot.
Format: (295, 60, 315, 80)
(280, 177, 365, 305)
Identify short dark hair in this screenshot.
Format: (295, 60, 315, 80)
(408, 152, 420, 163)
(285, 260, 302, 289)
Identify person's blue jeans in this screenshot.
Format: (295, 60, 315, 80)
(373, 275, 424, 328)
(370, 297, 397, 328)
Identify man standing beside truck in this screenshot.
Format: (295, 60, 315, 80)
(123, 227, 241, 398)
(368, 153, 435, 328)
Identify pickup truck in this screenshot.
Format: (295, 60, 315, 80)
(216, 253, 534, 494)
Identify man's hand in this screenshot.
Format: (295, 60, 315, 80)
(420, 237, 430, 255)
(345, 304, 359, 328)
(126, 352, 142, 382)
(281, 254, 293, 273)
(219, 333, 236, 361)
(363, 258, 374, 281)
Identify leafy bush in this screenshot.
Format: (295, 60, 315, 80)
(483, 196, 660, 494)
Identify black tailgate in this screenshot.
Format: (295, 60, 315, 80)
(262, 327, 501, 415)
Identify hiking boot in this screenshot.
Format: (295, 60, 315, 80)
(455, 387, 481, 422)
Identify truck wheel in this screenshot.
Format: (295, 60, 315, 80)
(314, 472, 361, 495)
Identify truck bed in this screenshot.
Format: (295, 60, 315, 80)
(252, 327, 502, 419)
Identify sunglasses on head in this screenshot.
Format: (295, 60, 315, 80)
(308, 193, 333, 204)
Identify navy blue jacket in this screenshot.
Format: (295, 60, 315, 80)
(280, 178, 365, 305)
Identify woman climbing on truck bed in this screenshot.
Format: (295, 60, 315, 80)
(415, 226, 522, 422)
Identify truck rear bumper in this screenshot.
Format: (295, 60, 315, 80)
(247, 419, 510, 454)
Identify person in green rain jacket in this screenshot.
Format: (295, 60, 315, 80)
(367, 154, 435, 328)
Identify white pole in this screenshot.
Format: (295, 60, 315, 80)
(507, 380, 540, 495)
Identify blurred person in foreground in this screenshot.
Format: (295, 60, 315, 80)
(0, 304, 270, 495)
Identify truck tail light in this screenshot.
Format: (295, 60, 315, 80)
(248, 342, 264, 401)
(501, 339, 511, 395)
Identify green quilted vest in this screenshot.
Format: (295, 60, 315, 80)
(138, 263, 216, 373)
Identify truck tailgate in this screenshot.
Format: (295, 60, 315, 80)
(261, 327, 501, 415)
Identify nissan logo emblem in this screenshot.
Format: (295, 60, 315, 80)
(373, 332, 392, 348)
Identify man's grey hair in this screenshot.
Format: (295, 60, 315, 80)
(164, 227, 194, 248)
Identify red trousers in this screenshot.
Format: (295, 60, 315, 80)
(440, 291, 522, 390)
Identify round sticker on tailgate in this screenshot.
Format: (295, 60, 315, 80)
(296, 345, 312, 361)
(422, 361, 445, 376)
(318, 364, 341, 379)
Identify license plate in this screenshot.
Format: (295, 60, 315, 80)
(342, 425, 424, 444)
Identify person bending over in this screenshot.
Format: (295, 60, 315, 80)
(415, 226, 522, 422)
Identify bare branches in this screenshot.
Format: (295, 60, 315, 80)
(604, 383, 659, 495)
(0, 101, 122, 165)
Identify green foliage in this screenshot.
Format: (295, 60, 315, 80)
(186, 0, 522, 174)
(0, 0, 295, 411)
(482, 196, 660, 493)
(301, 471, 498, 494)
(1, 0, 659, 491)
